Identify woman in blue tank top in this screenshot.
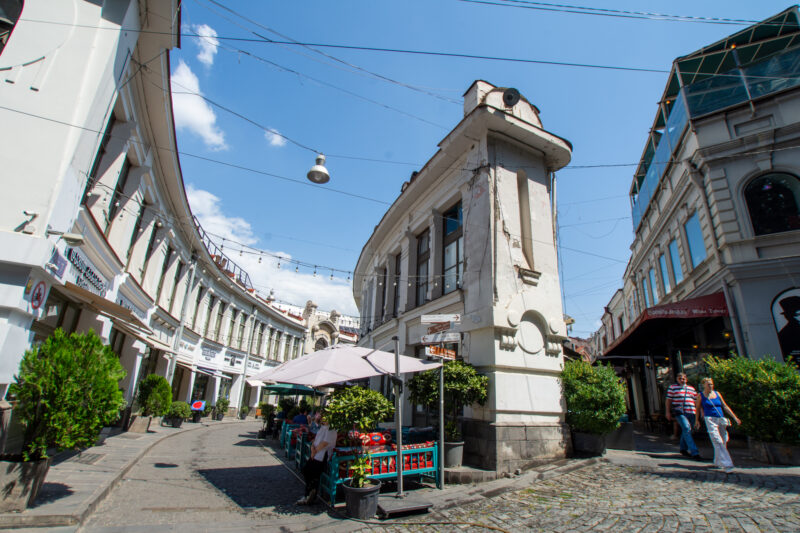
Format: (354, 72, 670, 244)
(693, 377, 741, 472)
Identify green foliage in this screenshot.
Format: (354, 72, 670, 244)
(408, 359, 489, 421)
(705, 355, 800, 445)
(325, 387, 395, 488)
(215, 396, 230, 414)
(203, 404, 213, 416)
(444, 420, 461, 441)
(259, 401, 275, 422)
(136, 374, 172, 417)
(168, 401, 192, 419)
(240, 405, 249, 416)
(561, 360, 626, 436)
(299, 398, 312, 412)
(9, 329, 126, 461)
(287, 406, 300, 420)
(278, 397, 296, 413)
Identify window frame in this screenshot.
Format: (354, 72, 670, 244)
(415, 229, 430, 307)
(442, 202, 463, 295)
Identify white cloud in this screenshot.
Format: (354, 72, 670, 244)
(171, 60, 227, 151)
(186, 185, 358, 316)
(193, 24, 219, 66)
(264, 129, 287, 147)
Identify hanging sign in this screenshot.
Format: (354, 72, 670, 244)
(427, 322, 453, 334)
(425, 345, 456, 359)
(421, 332, 461, 345)
(421, 314, 461, 324)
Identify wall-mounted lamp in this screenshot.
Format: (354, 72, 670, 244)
(306, 154, 330, 184)
(46, 229, 85, 247)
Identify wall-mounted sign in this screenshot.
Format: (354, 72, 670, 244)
(421, 332, 460, 345)
(66, 247, 107, 295)
(46, 248, 67, 278)
(117, 293, 147, 322)
(421, 314, 461, 324)
(773, 288, 800, 359)
(30, 281, 47, 310)
(201, 346, 220, 362)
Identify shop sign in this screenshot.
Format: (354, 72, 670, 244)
(46, 248, 67, 278)
(201, 346, 220, 363)
(247, 360, 262, 371)
(117, 293, 148, 322)
(65, 247, 107, 295)
(425, 345, 456, 360)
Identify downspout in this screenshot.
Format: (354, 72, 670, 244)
(491, 144, 499, 303)
(167, 254, 197, 385)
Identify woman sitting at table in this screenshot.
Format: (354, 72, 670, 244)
(296, 412, 337, 505)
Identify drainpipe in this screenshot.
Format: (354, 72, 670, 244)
(167, 254, 197, 385)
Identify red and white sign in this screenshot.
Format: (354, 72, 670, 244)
(30, 281, 47, 310)
(427, 322, 451, 334)
(425, 345, 456, 360)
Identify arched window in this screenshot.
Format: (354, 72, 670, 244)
(0, 1, 24, 57)
(314, 338, 328, 351)
(745, 172, 800, 236)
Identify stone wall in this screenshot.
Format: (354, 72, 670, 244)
(462, 419, 571, 473)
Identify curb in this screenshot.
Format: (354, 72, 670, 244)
(0, 421, 237, 529)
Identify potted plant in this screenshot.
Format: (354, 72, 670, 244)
(215, 396, 230, 421)
(706, 355, 800, 465)
(3, 329, 125, 511)
(131, 374, 172, 432)
(561, 360, 626, 456)
(257, 402, 275, 438)
(325, 386, 394, 519)
(165, 401, 191, 428)
(408, 359, 489, 467)
(239, 405, 250, 420)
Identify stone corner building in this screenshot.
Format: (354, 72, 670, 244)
(354, 80, 573, 474)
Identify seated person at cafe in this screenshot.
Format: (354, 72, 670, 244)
(292, 408, 309, 425)
(296, 412, 337, 505)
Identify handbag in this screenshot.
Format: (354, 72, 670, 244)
(707, 393, 730, 426)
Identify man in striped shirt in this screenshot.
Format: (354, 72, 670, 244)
(665, 373, 702, 460)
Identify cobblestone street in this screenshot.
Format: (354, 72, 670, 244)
(364, 462, 800, 533)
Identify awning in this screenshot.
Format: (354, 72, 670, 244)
(175, 362, 232, 381)
(57, 282, 152, 334)
(246, 378, 263, 387)
(603, 292, 729, 357)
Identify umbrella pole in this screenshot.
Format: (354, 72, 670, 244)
(439, 363, 445, 490)
(393, 336, 404, 498)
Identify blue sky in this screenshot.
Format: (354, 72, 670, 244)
(171, 1, 794, 337)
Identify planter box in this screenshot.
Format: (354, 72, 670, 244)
(128, 415, 151, 433)
(0, 457, 51, 512)
(749, 439, 800, 466)
(571, 431, 606, 457)
(444, 441, 464, 467)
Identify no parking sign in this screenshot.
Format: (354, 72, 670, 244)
(191, 400, 206, 411)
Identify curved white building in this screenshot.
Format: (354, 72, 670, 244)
(354, 81, 572, 474)
(0, 0, 305, 419)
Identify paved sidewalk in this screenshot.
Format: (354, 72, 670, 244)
(0, 418, 237, 531)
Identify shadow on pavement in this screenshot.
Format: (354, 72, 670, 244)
(33, 482, 74, 506)
(198, 465, 306, 510)
(642, 467, 800, 494)
(233, 439, 262, 447)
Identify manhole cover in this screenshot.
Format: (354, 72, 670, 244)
(69, 453, 105, 465)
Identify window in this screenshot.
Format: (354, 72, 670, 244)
(273, 331, 282, 359)
(227, 309, 236, 345)
(416, 230, 429, 306)
(155, 247, 172, 304)
(266, 328, 274, 358)
(668, 239, 683, 285)
(204, 295, 216, 337)
(126, 203, 146, 263)
(83, 110, 116, 204)
(192, 286, 204, 331)
(256, 324, 264, 355)
(641, 278, 651, 308)
(648, 268, 659, 305)
(143, 224, 160, 267)
(617, 316, 624, 336)
(109, 328, 126, 357)
(168, 260, 184, 314)
(392, 253, 401, 317)
(238, 315, 247, 349)
(107, 157, 131, 224)
(0, 1, 23, 56)
(658, 254, 671, 295)
(284, 336, 291, 359)
(628, 296, 636, 322)
(442, 202, 463, 294)
(684, 212, 707, 268)
(745, 172, 800, 236)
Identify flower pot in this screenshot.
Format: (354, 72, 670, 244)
(749, 439, 800, 466)
(341, 479, 381, 519)
(191, 411, 202, 423)
(444, 441, 464, 467)
(0, 456, 52, 512)
(571, 431, 606, 457)
(257, 428, 268, 439)
(216, 413, 225, 421)
(169, 417, 183, 428)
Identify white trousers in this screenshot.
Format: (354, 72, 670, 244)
(704, 416, 734, 468)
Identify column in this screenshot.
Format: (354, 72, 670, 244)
(184, 370, 197, 403)
(430, 209, 443, 300)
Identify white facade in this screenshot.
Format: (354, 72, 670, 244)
(354, 81, 572, 473)
(0, 0, 306, 416)
(596, 8, 800, 418)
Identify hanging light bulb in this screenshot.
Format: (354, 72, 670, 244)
(239, 249, 243, 257)
(295, 265, 299, 273)
(277, 259, 281, 269)
(306, 154, 330, 184)
(330, 271, 334, 281)
(347, 273, 351, 281)
(258, 255, 262, 264)
(313, 266, 317, 277)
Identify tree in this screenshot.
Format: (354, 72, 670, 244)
(136, 374, 172, 417)
(9, 329, 126, 461)
(561, 360, 626, 435)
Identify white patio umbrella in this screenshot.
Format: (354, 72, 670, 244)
(250, 344, 440, 387)
(251, 342, 443, 499)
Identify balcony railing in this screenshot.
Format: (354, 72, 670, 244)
(194, 217, 254, 292)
